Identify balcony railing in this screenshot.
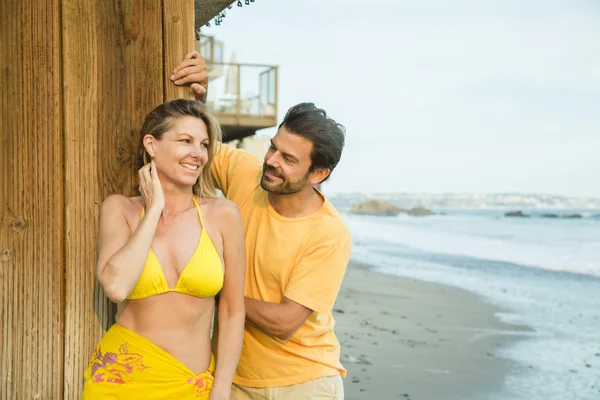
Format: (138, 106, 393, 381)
(197, 34, 225, 78)
(205, 62, 278, 129)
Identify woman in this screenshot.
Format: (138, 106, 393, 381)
(82, 99, 245, 400)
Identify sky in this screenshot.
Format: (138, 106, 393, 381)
(202, 0, 600, 198)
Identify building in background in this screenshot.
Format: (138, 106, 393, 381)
(198, 32, 279, 143)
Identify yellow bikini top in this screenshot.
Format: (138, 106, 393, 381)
(127, 198, 224, 300)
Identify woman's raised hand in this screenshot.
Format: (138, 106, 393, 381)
(138, 160, 165, 213)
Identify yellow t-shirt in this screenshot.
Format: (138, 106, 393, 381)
(211, 143, 351, 388)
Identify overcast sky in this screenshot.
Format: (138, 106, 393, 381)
(202, 0, 600, 198)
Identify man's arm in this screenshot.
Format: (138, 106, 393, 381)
(247, 228, 352, 341)
(245, 297, 312, 341)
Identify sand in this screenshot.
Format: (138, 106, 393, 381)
(336, 262, 532, 400)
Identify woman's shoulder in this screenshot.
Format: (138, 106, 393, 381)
(196, 196, 240, 220)
(100, 194, 143, 218)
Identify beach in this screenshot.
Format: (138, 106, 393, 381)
(336, 262, 531, 400)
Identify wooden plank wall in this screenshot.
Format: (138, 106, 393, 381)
(2, 0, 195, 399)
(0, 0, 65, 399)
(61, 2, 101, 397)
(61, 0, 166, 398)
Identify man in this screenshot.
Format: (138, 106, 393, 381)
(172, 52, 350, 399)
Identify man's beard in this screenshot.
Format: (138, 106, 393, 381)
(260, 164, 311, 195)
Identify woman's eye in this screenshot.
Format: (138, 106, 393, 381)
(180, 139, 191, 143)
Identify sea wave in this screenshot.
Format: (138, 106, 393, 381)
(343, 212, 600, 278)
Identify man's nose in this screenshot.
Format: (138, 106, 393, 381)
(265, 152, 279, 167)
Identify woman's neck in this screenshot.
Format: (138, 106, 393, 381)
(160, 183, 195, 219)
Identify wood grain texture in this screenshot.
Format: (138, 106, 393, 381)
(61, 1, 164, 398)
(61, 1, 101, 397)
(0, 0, 65, 398)
(164, 0, 196, 100)
(2, 1, 194, 398)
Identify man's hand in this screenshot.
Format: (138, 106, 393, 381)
(171, 50, 208, 102)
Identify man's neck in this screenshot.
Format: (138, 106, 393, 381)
(268, 186, 324, 218)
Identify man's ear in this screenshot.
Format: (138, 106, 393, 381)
(309, 168, 331, 186)
(143, 135, 156, 158)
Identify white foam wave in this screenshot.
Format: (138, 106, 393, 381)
(344, 214, 600, 278)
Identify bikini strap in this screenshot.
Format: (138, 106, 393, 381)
(193, 198, 205, 229)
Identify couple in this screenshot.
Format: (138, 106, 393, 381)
(83, 52, 351, 400)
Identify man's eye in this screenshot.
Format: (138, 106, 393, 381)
(269, 145, 276, 151)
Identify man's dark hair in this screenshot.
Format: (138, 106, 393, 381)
(279, 103, 346, 182)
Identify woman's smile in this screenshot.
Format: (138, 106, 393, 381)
(180, 162, 200, 172)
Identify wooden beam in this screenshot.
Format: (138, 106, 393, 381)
(61, 2, 101, 396)
(0, 0, 64, 398)
(61, 1, 163, 398)
(164, 0, 195, 100)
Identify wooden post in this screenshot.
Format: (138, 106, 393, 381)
(2, 0, 199, 398)
(61, 3, 100, 398)
(61, 0, 164, 398)
(163, 0, 195, 100)
(0, 0, 65, 398)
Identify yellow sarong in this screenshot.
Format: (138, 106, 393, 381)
(82, 324, 214, 399)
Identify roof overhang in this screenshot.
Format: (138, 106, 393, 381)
(195, 0, 235, 31)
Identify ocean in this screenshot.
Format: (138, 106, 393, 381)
(341, 209, 600, 400)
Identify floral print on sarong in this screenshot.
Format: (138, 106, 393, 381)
(186, 374, 214, 398)
(88, 343, 150, 384)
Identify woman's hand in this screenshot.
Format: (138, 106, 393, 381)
(171, 50, 208, 102)
(138, 160, 165, 213)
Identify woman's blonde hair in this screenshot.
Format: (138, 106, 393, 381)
(136, 99, 222, 198)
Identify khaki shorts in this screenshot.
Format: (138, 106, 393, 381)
(231, 375, 344, 400)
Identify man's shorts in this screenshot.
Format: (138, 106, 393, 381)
(231, 375, 344, 400)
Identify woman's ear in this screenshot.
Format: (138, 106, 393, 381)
(143, 135, 156, 158)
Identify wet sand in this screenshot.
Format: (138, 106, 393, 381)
(336, 262, 531, 400)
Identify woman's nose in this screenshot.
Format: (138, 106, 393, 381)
(189, 145, 204, 159)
